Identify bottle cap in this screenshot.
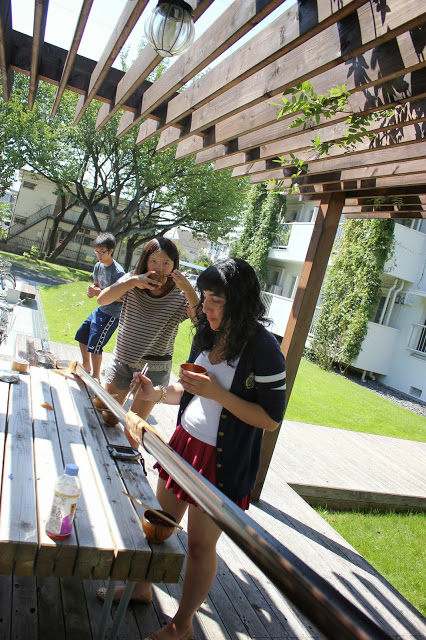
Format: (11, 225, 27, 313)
(65, 463, 79, 476)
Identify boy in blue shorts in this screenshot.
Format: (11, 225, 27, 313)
(75, 232, 125, 380)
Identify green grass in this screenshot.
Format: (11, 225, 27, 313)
(285, 359, 426, 442)
(317, 508, 426, 616)
(0, 249, 92, 282)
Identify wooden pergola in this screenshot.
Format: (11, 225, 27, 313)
(1, 0, 425, 498)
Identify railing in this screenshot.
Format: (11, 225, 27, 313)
(77, 366, 391, 640)
(272, 222, 293, 248)
(8, 205, 109, 239)
(9, 204, 56, 236)
(407, 322, 426, 357)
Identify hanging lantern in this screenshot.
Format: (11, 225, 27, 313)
(144, 1, 195, 57)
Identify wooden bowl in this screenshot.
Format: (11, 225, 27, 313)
(101, 409, 119, 426)
(180, 362, 207, 375)
(142, 510, 177, 544)
(150, 273, 167, 286)
(92, 395, 106, 409)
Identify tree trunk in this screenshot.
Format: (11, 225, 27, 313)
(46, 208, 88, 261)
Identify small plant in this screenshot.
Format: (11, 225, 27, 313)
(23, 245, 41, 263)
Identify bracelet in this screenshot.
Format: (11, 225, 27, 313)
(155, 386, 167, 404)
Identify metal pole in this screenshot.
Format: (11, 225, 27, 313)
(74, 365, 391, 640)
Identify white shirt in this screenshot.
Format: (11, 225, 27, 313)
(181, 351, 240, 446)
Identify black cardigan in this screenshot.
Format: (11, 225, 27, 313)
(177, 326, 286, 501)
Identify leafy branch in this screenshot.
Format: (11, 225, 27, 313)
(270, 82, 396, 193)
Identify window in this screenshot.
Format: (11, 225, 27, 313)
(14, 216, 27, 225)
(93, 203, 110, 214)
(22, 181, 36, 190)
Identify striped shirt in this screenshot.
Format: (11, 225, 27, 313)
(113, 285, 189, 368)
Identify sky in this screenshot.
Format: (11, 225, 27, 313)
(11, 0, 290, 69)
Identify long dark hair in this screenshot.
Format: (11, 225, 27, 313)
(193, 257, 269, 362)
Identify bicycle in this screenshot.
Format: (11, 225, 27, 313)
(0, 259, 16, 295)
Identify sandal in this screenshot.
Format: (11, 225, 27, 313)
(97, 586, 152, 604)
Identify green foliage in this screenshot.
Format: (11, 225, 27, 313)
(310, 219, 395, 369)
(273, 81, 350, 129)
(0, 75, 249, 268)
(233, 183, 268, 258)
(271, 81, 396, 193)
(247, 190, 286, 286)
(22, 245, 42, 263)
(0, 201, 11, 239)
(194, 250, 213, 267)
(233, 185, 285, 287)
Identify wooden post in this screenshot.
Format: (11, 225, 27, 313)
(252, 192, 345, 502)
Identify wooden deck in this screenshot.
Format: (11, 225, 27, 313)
(1, 339, 425, 639)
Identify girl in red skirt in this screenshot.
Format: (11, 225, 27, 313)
(100, 258, 286, 640)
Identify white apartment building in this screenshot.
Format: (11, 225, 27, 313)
(262, 196, 426, 401)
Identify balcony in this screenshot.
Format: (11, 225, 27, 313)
(384, 223, 426, 283)
(261, 291, 294, 336)
(352, 322, 400, 374)
(407, 322, 426, 359)
(270, 222, 315, 264)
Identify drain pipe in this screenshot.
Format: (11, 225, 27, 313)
(379, 279, 398, 325)
(384, 280, 404, 326)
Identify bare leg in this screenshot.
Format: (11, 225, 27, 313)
(151, 502, 222, 639)
(105, 381, 127, 404)
(79, 343, 91, 373)
(91, 352, 102, 381)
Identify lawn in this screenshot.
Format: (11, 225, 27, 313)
(34, 259, 426, 616)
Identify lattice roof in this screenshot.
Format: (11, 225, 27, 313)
(1, 0, 425, 217)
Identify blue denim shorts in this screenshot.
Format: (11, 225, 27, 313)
(103, 356, 171, 391)
(75, 308, 119, 354)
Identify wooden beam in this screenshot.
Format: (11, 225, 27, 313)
(0, 0, 13, 100)
(344, 211, 426, 218)
(220, 97, 426, 171)
(9, 30, 153, 106)
(301, 185, 426, 199)
(51, 0, 94, 118)
(74, 0, 150, 124)
(296, 173, 426, 196)
(137, 0, 373, 148)
(111, 0, 286, 136)
(99, 0, 214, 134)
(252, 192, 346, 501)
(28, 0, 48, 110)
(189, 61, 426, 164)
(153, 0, 426, 150)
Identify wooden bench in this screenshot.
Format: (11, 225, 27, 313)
(0, 363, 184, 639)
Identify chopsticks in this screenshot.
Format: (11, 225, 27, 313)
(122, 491, 184, 530)
(124, 363, 149, 405)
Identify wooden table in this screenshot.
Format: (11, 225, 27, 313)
(0, 362, 184, 639)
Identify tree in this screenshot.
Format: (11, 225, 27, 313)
(233, 183, 267, 258)
(310, 219, 395, 370)
(1, 75, 249, 269)
(234, 184, 285, 287)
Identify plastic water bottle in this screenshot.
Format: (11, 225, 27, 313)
(45, 463, 81, 539)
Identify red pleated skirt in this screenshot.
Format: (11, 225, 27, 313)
(154, 424, 251, 510)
